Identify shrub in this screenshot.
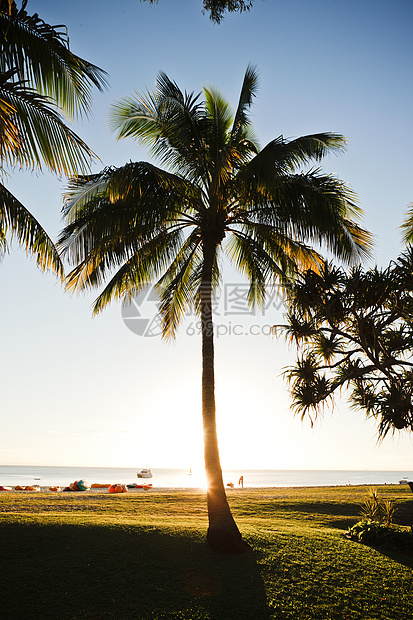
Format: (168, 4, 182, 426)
(346, 488, 413, 553)
(347, 520, 394, 545)
(359, 488, 397, 525)
(346, 520, 413, 553)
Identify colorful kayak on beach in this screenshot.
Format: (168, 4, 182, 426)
(109, 484, 128, 493)
(127, 483, 153, 489)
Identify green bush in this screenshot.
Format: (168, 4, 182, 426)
(347, 520, 393, 544)
(347, 488, 413, 553)
(347, 519, 413, 553)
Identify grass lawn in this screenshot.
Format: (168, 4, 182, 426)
(0, 485, 412, 619)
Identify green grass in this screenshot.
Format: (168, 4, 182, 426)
(0, 485, 412, 619)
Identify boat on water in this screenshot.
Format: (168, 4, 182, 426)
(137, 468, 152, 479)
(399, 477, 411, 485)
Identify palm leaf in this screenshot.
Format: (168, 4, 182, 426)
(157, 230, 203, 338)
(108, 75, 210, 183)
(400, 203, 413, 244)
(0, 74, 96, 174)
(0, 69, 21, 160)
(230, 64, 259, 144)
(238, 133, 347, 192)
(237, 170, 373, 264)
(0, 3, 108, 120)
(88, 228, 188, 314)
(0, 182, 63, 276)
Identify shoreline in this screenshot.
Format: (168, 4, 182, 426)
(0, 482, 407, 494)
(1, 467, 410, 490)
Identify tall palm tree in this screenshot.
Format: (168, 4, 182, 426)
(58, 66, 373, 552)
(0, 0, 107, 273)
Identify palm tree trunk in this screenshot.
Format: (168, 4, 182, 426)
(201, 241, 251, 553)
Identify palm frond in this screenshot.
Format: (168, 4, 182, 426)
(240, 170, 373, 265)
(400, 203, 413, 245)
(225, 229, 287, 305)
(230, 64, 259, 144)
(109, 73, 211, 184)
(282, 133, 347, 165)
(0, 3, 108, 120)
(108, 90, 161, 144)
(157, 230, 203, 338)
(0, 75, 95, 174)
(0, 70, 21, 160)
(0, 181, 63, 276)
(60, 161, 200, 316)
(87, 228, 188, 314)
(203, 86, 235, 187)
(225, 231, 273, 307)
(60, 166, 199, 283)
(239, 133, 347, 191)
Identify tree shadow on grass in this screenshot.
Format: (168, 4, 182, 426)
(270, 502, 360, 531)
(370, 545, 413, 570)
(0, 522, 270, 620)
(394, 499, 413, 527)
(274, 501, 360, 518)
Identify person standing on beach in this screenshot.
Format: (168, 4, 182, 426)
(238, 476, 244, 488)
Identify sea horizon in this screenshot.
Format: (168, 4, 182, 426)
(0, 465, 411, 489)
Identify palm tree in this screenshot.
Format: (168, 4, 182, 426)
(58, 66, 373, 553)
(0, 0, 107, 273)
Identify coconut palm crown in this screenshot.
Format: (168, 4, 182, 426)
(0, 0, 108, 275)
(59, 66, 373, 552)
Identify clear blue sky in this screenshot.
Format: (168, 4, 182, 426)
(1, 0, 412, 471)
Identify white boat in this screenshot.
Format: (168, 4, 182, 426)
(137, 468, 152, 479)
(399, 478, 410, 485)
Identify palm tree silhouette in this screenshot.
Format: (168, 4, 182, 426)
(59, 66, 372, 552)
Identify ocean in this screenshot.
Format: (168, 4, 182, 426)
(0, 465, 411, 489)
